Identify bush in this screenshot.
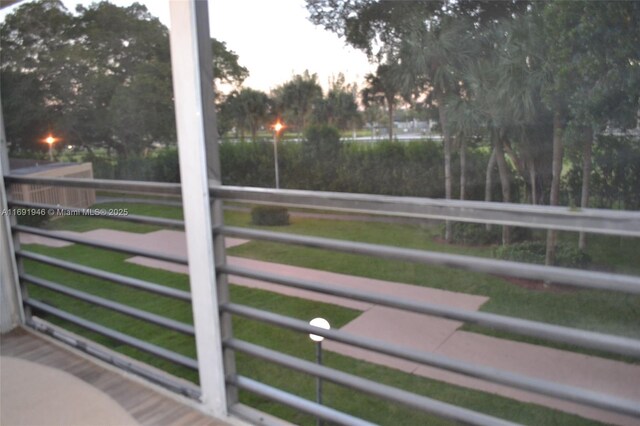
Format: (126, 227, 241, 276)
(495, 241, 591, 268)
(218, 138, 491, 199)
(251, 206, 290, 226)
(446, 223, 533, 246)
(151, 148, 180, 182)
(448, 222, 501, 245)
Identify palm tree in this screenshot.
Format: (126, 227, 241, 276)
(397, 16, 475, 242)
(446, 12, 551, 244)
(360, 64, 402, 141)
(237, 88, 271, 142)
(273, 71, 323, 132)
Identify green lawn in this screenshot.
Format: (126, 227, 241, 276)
(41, 202, 640, 358)
(223, 212, 640, 347)
(22, 242, 602, 426)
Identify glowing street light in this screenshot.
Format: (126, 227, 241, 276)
(309, 317, 330, 426)
(43, 134, 58, 161)
(272, 120, 285, 189)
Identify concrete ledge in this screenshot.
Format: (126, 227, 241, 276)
(1, 356, 139, 426)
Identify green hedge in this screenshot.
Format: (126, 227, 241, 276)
(494, 241, 591, 268)
(219, 134, 494, 200)
(85, 128, 496, 201)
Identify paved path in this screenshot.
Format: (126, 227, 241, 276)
(21, 229, 640, 426)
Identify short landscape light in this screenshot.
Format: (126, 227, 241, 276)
(308, 317, 330, 342)
(309, 317, 330, 426)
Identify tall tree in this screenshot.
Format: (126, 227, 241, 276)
(1, 0, 248, 157)
(221, 88, 272, 142)
(306, 0, 525, 242)
(544, 1, 640, 251)
(360, 64, 402, 140)
(272, 71, 323, 132)
(0, 0, 74, 154)
(313, 74, 360, 131)
(397, 15, 477, 241)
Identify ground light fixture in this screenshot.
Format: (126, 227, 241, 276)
(271, 120, 285, 189)
(309, 317, 330, 426)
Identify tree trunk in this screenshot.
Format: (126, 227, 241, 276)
(251, 123, 258, 143)
(495, 134, 511, 245)
(529, 158, 537, 205)
(503, 141, 527, 182)
(545, 111, 564, 266)
(485, 147, 496, 231)
(459, 136, 466, 200)
(438, 102, 452, 242)
(388, 100, 394, 141)
(578, 127, 593, 250)
(114, 143, 127, 160)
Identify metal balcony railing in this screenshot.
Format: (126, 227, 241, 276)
(3, 174, 640, 426)
(1, 2, 639, 425)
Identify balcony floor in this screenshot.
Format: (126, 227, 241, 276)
(1, 328, 227, 426)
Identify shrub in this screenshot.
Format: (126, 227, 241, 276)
(510, 226, 534, 243)
(151, 148, 180, 182)
(448, 222, 501, 245)
(445, 223, 533, 246)
(495, 241, 591, 268)
(251, 206, 290, 226)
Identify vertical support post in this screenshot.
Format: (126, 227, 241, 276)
(0, 91, 25, 332)
(169, 0, 227, 417)
(316, 341, 323, 426)
(273, 131, 280, 189)
(192, 0, 238, 407)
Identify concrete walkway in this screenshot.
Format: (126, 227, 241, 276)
(21, 229, 640, 426)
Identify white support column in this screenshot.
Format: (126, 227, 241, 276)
(0, 92, 24, 333)
(169, 0, 227, 417)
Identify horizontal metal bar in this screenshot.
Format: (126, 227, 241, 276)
(224, 305, 640, 418)
(8, 177, 638, 237)
(229, 403, 319, 426)
(5, 175, 182, 195)
(227, 340, 518, 426)
(25, 299, 198, 370)
(218, 226, 640, 295)
(13, 225, 188, 265)
(22, 274, 194, 335)
(212, 185, 640, 237)
(9, 200, 185, 229)
(17, 250, 191, 301)
(220, 264, 640, 358)
(26, 318, 201, 400)
(229, 376, 377, 426)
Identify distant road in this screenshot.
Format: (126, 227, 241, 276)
(343, 133, 443, 142)
(224, 133, 443, 144)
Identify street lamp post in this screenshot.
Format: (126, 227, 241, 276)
(44, 134, 57, 161)
(272, 120, 284, 189)
(309, 317, 330, 426)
